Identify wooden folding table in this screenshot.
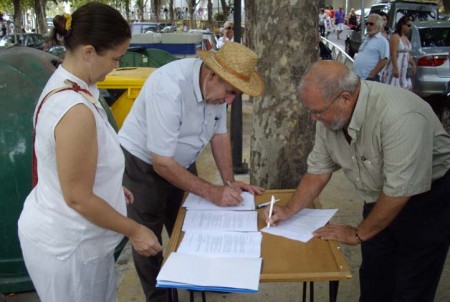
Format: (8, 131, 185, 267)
(164, 189, 352, 302)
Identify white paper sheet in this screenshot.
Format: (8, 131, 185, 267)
(156, 252, 262, 292)
(183, 191, 255, 211)
(182, 210, 258, 232)
(177, 231, 262, 258)
(261, 208, 338, 242)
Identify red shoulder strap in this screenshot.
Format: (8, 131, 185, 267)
(32, 82, 93, 188)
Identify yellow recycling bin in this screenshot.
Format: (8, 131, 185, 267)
(98, 67, 156, 129)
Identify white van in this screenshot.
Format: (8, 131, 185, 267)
(370, 1, 438, 30)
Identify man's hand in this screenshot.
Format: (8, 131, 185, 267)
(210, 185, 243, 207)
(128, 224, 163, 257)
(313, 224, 360, 245)
(230, 180, 265, 195)
(262, 204, 297, 226)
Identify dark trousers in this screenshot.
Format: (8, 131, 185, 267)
(359, 169, 450, 302)
(122, 148, 197, 302)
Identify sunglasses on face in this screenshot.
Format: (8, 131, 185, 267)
(404, 23, 412, 27)
(365, 22, 375, 26)
(225, 27, 233, 30)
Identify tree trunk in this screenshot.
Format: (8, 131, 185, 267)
(34, 0, 47, 34)
(249, 0, 320, 189)
(125, 0, 131, 22)
(220, 0, 229, 20)
(443, 0, 450, 14)
(12, 0, 21, 35)
(207, 0, 213, 31)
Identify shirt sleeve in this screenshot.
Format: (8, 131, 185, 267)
(307, 123, 341, 174)
(146, 74, 183, 157)
(382, 112, 433, 197)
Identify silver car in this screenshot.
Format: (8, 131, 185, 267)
(410, 21, 450, 98)
(409, 21, 450, 132)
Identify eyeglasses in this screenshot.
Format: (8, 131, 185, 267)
(365, 22, 375, 26)
(309, 93, 342, 119)
(225, 27, 233, 30)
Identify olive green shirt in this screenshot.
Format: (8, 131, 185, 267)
(307, 80, 450, 203)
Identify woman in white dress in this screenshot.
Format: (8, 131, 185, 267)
(18, 3, 161, 302)
(382, 16, 416, 90)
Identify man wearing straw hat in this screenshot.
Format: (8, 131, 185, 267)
(118, 41, 265, 301)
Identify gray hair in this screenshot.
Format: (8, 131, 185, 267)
(368, 13, 383, 30)
(299, 64, 360, 101)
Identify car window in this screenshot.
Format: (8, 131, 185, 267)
(419, 27, 450, 47)
(370, 4, 390, 15)
(395, 9, 437, 24)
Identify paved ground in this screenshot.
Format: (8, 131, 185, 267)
(3, 28, 450, 302)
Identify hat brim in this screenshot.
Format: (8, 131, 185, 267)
(198, 50, 265, 97)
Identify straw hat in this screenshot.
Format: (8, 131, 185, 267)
(197, 42, 265, 96)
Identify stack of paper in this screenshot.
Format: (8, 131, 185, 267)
(156, 252, 262, 293)
(157, 192, 262, 293)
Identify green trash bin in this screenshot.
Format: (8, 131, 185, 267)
(120, 47, 178, 68)
(0, 47, 61, 294)
(0, 47, 122, 294)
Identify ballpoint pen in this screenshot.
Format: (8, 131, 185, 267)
(256, 199, 280, 209)
(267, 195, 275, 228)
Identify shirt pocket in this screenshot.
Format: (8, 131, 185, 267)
(357, 151, 384, 192)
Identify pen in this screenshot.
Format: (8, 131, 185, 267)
(256, 199, 280, 209)
(267, 195, 275, 228)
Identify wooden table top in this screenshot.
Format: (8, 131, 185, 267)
(165, 189, 352, 283)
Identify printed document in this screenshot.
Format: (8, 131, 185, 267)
(177, 231, 262, 258)
(183, 191, 255, 211)
(156, 252, 262, 292)
(262, 208, 338, 242)
(182, 210, 258, 232)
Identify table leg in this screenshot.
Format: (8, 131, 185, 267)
(201, 291, 206, 302)
(310, 282, 314, 302)
(329, 281, 339, 302)
(302, 281, 307, 302)
(167, 289, 178, 302)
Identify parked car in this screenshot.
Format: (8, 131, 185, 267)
(345, 24, 364, 58)
(131, 22, 160, 34)
(370, 1, 438, 30)
(409, 21, 450, 99)
(0, 33, 45, 50)
(345, 0, 439, 58)
(189, 29, 218, 51)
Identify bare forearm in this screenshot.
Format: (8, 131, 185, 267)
(357, 193, 410, 241)
(68, 194, 139, 238)
(369, 59, 388, 77)
(210, 133, 234, 184)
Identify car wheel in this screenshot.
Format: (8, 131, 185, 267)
(345, 40, 354, 58)
(440, 105, 450, 134)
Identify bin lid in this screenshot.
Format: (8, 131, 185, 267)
(97, 67, 156, 89)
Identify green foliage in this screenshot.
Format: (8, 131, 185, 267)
(214, 12, 225, 21)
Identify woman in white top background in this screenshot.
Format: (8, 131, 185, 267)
(18, 3, 161, 302)
(382, 15, 416, 90)
(217, 21, 234, 48)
